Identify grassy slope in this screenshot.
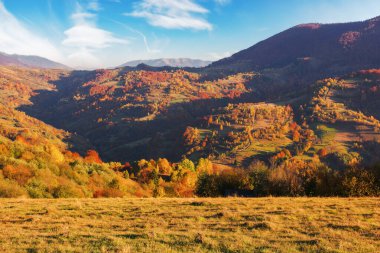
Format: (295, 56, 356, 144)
(0, 198, 378, 253)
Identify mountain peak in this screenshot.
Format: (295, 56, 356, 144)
(296, 23, 322, 29)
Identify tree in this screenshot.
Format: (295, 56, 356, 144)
(49, 145, 64, 164)
(157, 158, 172, 174)
(183, 127, 200, 146)
(207, 116, 213, 125)
(152, 167, 161, 197)
(196, 158, 213, 174)
(3, 165, 33, 186)
(318, 148, 328, 158)
(292, 130, 301, 142)
(137, 159, 149, 170)
(179, 158, 195, 172)
(247, 160, 270, 196)
(85, 150, 102, 164)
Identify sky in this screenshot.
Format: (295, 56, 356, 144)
(0, 0, 380, 69)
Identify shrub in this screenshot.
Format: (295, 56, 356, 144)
(196, 169, 252, 197)
(269, 165, 302, 196)
(153, 185, 165, 198)
(246, 160, 270, 196)
(268, 160, 318, 196)
(0, 180, 26, 197)
(26, 179, 52, 198)
(10, 144, 24, 159)
(325, 152, 362, 170)
(196, 173, 220, 197)
(61, 166, 88, 186)
(340, 167, 380, 196)
(123, 170, 129, 179)
(2, 164, 33, 186)
(52, 183, 84, 198)
(108, 178, 121, 189)
(313, 166, 340, 196)
(93, 188, 124, 198)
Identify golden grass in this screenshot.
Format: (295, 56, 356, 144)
(0, 198, 378, 253)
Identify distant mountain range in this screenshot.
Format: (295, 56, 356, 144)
(118, 58, 212, 68)
(0, 52, 70, 69)
(210, 16, 380, 74)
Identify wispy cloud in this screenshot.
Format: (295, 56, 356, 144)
(111, 20, 161, 54)
(214, 0, 231, 6)
(126, 0, 212, 31)
(0, 1, 62, 61)
(62, 2, 128, 69)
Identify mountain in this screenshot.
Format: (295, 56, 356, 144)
(1, 16, 380, 198)
(118, 58, 212, 68)
(0, 52, 70, 69)
(210, 16, 380, 74)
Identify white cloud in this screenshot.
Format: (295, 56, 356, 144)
(62, 3, 128, 69)
(63, 23, 126, 49)
(127, 0, 212, 30)
(0, 1, 63, 61)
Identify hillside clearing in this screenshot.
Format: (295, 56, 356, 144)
(0, 198, 378, 252)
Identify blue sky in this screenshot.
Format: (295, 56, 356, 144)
(1, 0, 380, 69)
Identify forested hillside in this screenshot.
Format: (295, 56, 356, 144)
(1, 16, 380, 198)
(210, 16, 380, 74)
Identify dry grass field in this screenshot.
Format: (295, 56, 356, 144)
(0, 198, 378, 253)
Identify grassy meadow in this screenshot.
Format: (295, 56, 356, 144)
(0, 198, 378, 253)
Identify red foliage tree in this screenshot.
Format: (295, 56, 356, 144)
(85, 150, 103, 164)
(318, 148, 328, 158)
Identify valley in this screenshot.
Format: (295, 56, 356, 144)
(0, 16, 380, 199)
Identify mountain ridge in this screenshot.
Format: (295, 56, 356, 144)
(118, 58, 212, 68)
(0, 51, 70, 69)
(209, 15, 380, 74)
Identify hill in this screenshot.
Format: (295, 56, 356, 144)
(0, 52, 70, 69)
(118, 58, 212, 68)
(20, 68, 254, 161)
(181, 74, 380, 171)
(209, 16, 380, 75)
(0, 67, 148, 198)
(0, 17, 380, 198)
(14, 64, 380, 198)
